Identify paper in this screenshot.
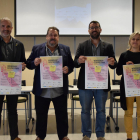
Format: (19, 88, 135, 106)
(95, 65, 102, 72)
(8, 71, 15, 78)
(133, 73, 140, 80)
(85, 56, 108, 89)
(0, 62, 22, 95)
(40, 56, 63, 88)
(123, 64, 140, 97)
(50, 65, 56, 72)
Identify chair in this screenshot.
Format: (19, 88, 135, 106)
(106, 80, 120, 131)
(106, 80, 137, 132)
(70, 79, 79, 124)
(112, 80, 121, 131)
(3, 80, 29, 133)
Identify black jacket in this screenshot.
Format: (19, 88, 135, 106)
(116, 50, 140, 110)
(0, 36, 26, 63)
(74, 39, 117, 92)
(26, 43, 74, 96)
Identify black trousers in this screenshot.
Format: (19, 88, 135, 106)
(35, 94, 68, 140)
(0, 95, 18, 140)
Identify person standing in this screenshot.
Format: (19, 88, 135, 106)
(116, 32, 140, 140)
(0, 17, 26, 140)
(26, 26, 74, 140)
(74, 20, 117, 140)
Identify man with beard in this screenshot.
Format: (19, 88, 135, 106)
(0, 17, 26, 140)
(26, 27, 74, 140)
(74, 21, 117, 140)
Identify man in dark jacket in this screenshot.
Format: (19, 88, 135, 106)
(26, 26, 74, 140)
(74, 21, 117, 140)
(0, 17, 26, 140)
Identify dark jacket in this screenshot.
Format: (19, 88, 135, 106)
(26, 43, 74, 96)
(0, 37, 26, 63)
(116, 50, 140, 110)
(74, 39, 117, 91)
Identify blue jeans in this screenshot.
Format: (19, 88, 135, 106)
(79, 89, 108, 138)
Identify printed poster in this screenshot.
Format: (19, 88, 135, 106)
(85, 56, 108, 89)
(123, 64, 140, 97)
(40, 56, 63, 88)
(0, 62, 22, 95)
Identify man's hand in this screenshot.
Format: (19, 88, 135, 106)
(63, 66, 69, 74)
(78, 56, 87, 64)
(126, 61, 134, 65)
(22, 62, 26, 70)
(34, 58, 41, 66)
(107, 57, 115, 66)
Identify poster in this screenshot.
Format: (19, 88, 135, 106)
(85, 56, 108, 89)
(0, 62, 22, 95)
(40, 56, 63, 88)
(123, 64, 140, 97)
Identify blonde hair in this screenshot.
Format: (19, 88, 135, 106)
(128, 32, 140, 50)
(0, 17, 12, 27)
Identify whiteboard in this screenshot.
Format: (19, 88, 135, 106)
(15, 0, 133, 36)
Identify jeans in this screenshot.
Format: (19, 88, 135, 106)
(79, 89, 108, 138)
(35, 94, 68, 140)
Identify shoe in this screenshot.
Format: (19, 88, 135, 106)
(35, 137, 44, 140)
(82, 135, 90, 140)
(127, 139, 132, 140)
(62, 136, 70, 140)
(97, 137, 106, 140)
(14, 138, 21, 140)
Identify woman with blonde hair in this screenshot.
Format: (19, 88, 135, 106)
(116, 32, 140, 140)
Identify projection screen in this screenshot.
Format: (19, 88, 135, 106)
(15, 0, 134, 36)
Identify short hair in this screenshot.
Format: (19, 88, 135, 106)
(0, 17, 12, 27)
(89, 21, 101, 29)
(46, 27, 59, 35)
(128, 32, 140, 50)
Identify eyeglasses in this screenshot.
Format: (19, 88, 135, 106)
(89, 26, 100, 30)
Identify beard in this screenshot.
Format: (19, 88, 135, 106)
(48, 39, 57, 47)
(90, 31, 100, 39)
(1, 31, 11, 38)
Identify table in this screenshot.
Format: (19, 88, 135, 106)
(1, 86, 33, 133)
(69, 85, 120, 118)
(16, 85, 121, 133)
(22, 85, 120, 133)
(23, 85, 79, 133)
(69, 85, 120, 133)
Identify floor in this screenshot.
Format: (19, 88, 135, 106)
(0, 99, 138, 140)
(0, 133, 138, 140)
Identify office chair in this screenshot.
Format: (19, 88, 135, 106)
(70, 79, 79, 122)
(112, 80, 121, 131)
(106, 80, 120, 132)
(3, 80, 29, 133)
(106, 79, 121, 132)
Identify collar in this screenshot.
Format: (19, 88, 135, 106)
(45, 43, 59, 53)
(0, 35, 13, 43)
(90, 39, 101, 48)
(46, 43, 59, 49)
